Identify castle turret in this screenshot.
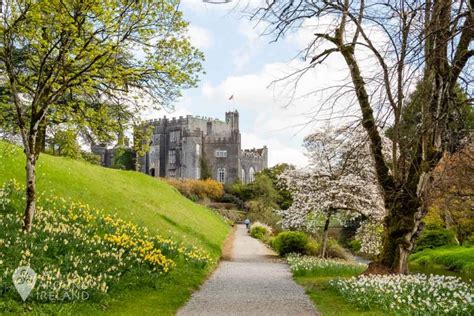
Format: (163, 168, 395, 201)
(225, 110, 239, 132)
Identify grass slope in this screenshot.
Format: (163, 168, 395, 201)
(0, 142, 230, 314)
(0, 142, 228, 255)
(409, 245, 474, 279)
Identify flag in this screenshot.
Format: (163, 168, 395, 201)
(228, 95, 234, 101)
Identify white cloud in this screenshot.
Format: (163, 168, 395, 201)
(188, 25, 213, 49)
(241, 132, 308, 167)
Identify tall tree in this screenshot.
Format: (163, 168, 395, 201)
(0, 0, 203, 231)
(253, 0, 473, 273)
(279, 126, 385, 258)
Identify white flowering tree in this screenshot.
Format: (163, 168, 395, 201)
(279, 126, 386, 257)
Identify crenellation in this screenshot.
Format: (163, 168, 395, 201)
(92, 110, 268, 184)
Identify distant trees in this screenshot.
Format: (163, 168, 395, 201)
(252, 0, 473, 273)
(0, 0, 204, 231)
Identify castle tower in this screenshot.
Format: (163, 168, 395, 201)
(225, 110, 239, 132)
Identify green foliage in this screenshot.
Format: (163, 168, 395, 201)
(133, 125, 154, 171)
(348, 239, 362, 252)
(415, 228, 458, 252)
(316, 239, 352, 260)
(0, 0, 204, 147)
(112, 147, 134, 170)
(272, 231, 309, 256)
(257, 163, 295, 209)
(49, 129, 81, 159)
(166, 178, 225, 201)
(246, 199, 282, 230)
(250, 225, 269, 240)
(80, 151, 101, 165)
(388, 81, 473, 161)
(200, 158, 212, 180)
(410, 246, 474, 276)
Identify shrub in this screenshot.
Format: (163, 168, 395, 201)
(415, 228, 458, 251)
(250, 226, 267, 240)
(348, 239, 362, 252)
(321, 239, 352, 260)
(465, 234, 474, 246)
(249, 222, 272, 240)
(272, 231, 308, 256)
(220, 193, 245, 209)
(80, 151, 102, 165)
(166, 178, 224, 201)
(304, 239, 319, 256)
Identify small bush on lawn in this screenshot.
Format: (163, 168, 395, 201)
(348, 239, 362, 252)
(272, 231, 308, 256)
(304, 239, 319, 256)
(330, 274, 473, 315)
(415, 228, 458, 251)
(287, 254, 365, 277)
(250, 222, 272, 240)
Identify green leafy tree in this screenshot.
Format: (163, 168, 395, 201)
(258, 163, 295, 209)
(133, 124, 154, 172)
(0, 0, 203, 231)
(112, 147, 134, 170)
(50, 128, 81, 159)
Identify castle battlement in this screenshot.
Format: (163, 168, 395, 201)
(93, 110, 267, 185)
(242, 146, 267, 158)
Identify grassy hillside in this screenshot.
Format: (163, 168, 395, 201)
(409, 246, 474, 279)
(0, 141, 230, 314)
(0, 142, 228, 255)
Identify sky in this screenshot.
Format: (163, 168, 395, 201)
(147, 0, 354, 167)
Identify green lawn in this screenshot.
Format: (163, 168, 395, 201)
(409, 245, 474, 279)
(0, 142, 230, 314)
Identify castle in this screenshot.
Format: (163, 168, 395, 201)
(92, 111, 268, 184)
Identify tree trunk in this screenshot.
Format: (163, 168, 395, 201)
(320, 212, 331, 259)
(23, 153, 37, 232)
(376, 192, 422, 273)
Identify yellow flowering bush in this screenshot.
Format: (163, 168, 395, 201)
(0, 180, 212, 303)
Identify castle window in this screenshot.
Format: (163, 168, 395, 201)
(170, 130, 180, 143)
(241, 168, 246, 183)
(249, 167, 255, 183)
(168, 170, 176, 177)
(215, 150, 227, 158)
(217, 168, 226, 183)
(169, 150, 176, 164)
(196, 143, 201, 156)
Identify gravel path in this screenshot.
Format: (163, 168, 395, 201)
(177, 224, 318, 316)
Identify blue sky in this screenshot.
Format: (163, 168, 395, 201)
(148, 1, 351, 167)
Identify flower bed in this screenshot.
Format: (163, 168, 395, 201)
(0, 180, 212, 302)
(287, 254, 366, 277)
(330, 274, 474, 315)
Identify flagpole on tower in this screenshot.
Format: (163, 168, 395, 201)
(228, 94, 235, 110)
